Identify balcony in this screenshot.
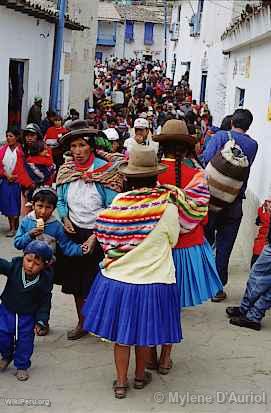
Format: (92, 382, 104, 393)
(97, 34, 116, 47)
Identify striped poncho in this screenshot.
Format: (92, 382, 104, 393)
(95, 170, 210, 269)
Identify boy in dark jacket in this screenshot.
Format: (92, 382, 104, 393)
(0, 241, 53, 381)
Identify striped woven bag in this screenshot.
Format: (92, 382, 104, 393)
(205, 132, 249, 212)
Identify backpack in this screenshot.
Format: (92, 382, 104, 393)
(205, 132, 249, 212)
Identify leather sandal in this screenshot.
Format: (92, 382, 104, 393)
(158, 359, 173, 375)
(67, 327, 88, 340)
(0, 358, 12, 372)
(113, 380, 129, 399)
(134, 371, 152, 390)
(36, 324, 50, 336)
(16, 369, 29, 381)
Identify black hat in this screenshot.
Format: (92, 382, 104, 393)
(59, 120, 98, 146)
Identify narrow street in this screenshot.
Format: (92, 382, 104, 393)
(0, 216, 269, 413)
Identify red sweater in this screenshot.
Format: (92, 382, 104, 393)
(159, 158, 207, 248)
(45, 126, 67, 143)
(253, 206, 270, 255)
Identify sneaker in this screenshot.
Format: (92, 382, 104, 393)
(211, 291, 227, 302)
(230, 316, 261, 331)
(226, 306, 242, 317)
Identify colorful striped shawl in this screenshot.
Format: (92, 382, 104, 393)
(95, 170, 210, 269)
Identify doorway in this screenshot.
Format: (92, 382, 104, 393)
(200, 71, 207, 103)
(8, 60, 25, 130)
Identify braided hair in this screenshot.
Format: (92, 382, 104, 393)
(162, 142, 203, 189)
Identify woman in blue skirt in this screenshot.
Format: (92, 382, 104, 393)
(147, 120, 222, 373)
(0, 128, 25, 237)
(83, 145, 210, 398)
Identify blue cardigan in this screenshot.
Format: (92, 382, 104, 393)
(56, 157, 117, 220)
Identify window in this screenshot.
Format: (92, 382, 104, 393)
(235, 87, 245, 108)
(125, 20, 134, 42)
(144, 22, 154, 45)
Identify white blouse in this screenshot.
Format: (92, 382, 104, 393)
(67, 179, 103, 229)
(2, 146, 17, 176)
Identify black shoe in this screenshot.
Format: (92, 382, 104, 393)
(211, 291, 227, 302)
(226, 306, 242, 317)
(230, 316, 261, 331)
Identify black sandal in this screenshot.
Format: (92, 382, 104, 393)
(134, 371, 152, 390)
(113, 380, 129, 399)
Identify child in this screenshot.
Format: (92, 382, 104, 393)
(0, 240, 53, 381)
(44, 115, 67, 148)
(14, 187, 91, 335)
(226, 221, 271, 331)
(0, 128, 32, 237)
(44, 115, 67, 171)
(251, 199, 271, 268)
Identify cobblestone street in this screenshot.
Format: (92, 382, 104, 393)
(0, 216, 270, 413)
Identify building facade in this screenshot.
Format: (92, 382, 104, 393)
(222, 1, 271, 262)
(96, 0, 168, 62)
(167, 0, 270, 265)
(0, 0, 85, 140)
(68, 0, 98, 116)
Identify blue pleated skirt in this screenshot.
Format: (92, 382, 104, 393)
(0, 177, 21, 217)
(83, 272, 182, 346)
(173, 240, 223, 308)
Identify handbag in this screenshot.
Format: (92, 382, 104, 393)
(205, 131, 249, 212)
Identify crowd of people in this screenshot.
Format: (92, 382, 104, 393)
(0, 58, 271, 398)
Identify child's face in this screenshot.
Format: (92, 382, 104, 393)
(34, 200, 55, 222)
(54, 119, 62, 128)
(23, 254, 45, 277)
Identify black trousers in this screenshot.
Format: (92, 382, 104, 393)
(204, 201, 243, 287)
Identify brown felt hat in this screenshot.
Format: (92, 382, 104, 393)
(153, 119, 196, 147)
(59, 120, 98, 146)
(118, 146, 167, 178)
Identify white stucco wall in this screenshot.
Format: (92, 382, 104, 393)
(167, 0, 233, 125)
(69, 0, 98, 116)
(96, 21, 167, 62)
(0, 6, 55, 140)
(224, 37, 271, 202)
(0, 6, 76, 140)
(123, 22, 166, 61)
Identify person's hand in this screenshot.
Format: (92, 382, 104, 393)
(30, 228, 44, 238)
(7, 174, 17, 183)
(82, 235, 96, 254)
(63, 217, 76, 234)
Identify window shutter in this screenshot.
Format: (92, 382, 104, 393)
(144, 22, 154, 45)
(125, 20, 134, 41)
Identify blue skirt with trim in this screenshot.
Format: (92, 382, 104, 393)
(0, 177, 21, 217)
(173, 240, 223, 308)
(83, 272, 182, 346)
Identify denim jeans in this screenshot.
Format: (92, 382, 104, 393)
(240, 245, 271, 322)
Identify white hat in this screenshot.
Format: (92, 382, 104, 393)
(139, 112, 148, 119)
(103, 128, 119, 141)
(134, 118, 149, 129)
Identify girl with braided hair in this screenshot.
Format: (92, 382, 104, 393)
(148, 120, 222, 374)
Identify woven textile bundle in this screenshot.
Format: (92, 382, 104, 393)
(206, 139, 249, 212)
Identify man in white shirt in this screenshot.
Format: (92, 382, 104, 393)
(124, 118, 159, 155)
